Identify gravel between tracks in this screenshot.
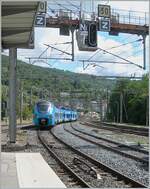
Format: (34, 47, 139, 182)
(43, 130, 130, 187)
(69, 123, 149, 160)
(53, 124, 149, 187)
(79, 122, 149, 150)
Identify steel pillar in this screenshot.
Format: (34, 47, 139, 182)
(9, 48, 17, 143)
(142, 35, 146, 70)
(71, 28, 74, 61)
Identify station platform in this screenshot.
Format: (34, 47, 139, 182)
(1, 152, 66, 188)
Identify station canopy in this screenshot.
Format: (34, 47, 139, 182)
(2, 1, 39, 49)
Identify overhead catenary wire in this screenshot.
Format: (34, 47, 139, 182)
(24, 8, 145, 71)
(115, 41, 144, 59)
(44, 44, 72, 56)
(65, 0, 80, 10)
(106, 38, 142, 51)
(38, 46, 50, 58)
(87, 38, 143, 61)
(126, 49, 143, 59)
(82, 61, 105, 70)
(51, 42, 72, 45)
(51, 43, 72, 67)
(49, 0, 94, 17)
(112, 45, 142, 58)
(79, 60, 132, 64)
(47, 6, 56, 14)
(52, 0, 74, 12)
(82, 38, 144, 70)
(98, 47, 143, 69)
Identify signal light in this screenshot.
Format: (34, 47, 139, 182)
(88, 23, 97, 47)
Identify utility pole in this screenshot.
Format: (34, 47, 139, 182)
(105, 88, 109, 121)
(80, 0, 83, 20)
(120, 92, 123, 123)
(38, 89, 41, 100)
(30, 87, 32, 106)
(4, 86, 8, 124)
(49, 89, 51, 100)
(92, 0, 94, 13)
(20, 80, 23, 125)
(42, 89, 44, 100)
(71, 27, 75, 61)
(91, 0, 95, 20)
(123, 94, 128, 122)
(142, 34, 146, 70)
(9, 48, 17, 143)
(146, 95, 149, 126)
(115, 101, 119, 123)
(99, 98, 102, 123)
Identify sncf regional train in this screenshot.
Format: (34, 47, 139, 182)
(33, 100, 78, 128)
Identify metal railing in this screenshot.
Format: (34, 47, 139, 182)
(111, 9, 149, 26)
(47, 8, 149, 26)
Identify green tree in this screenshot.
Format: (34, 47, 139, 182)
(107, 75, 148, 125)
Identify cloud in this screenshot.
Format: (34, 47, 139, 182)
(4, 26, 147, 77)
(109, 1, 148, 12)
(2, 0, 148, 77)
(75, 60, 146, 77)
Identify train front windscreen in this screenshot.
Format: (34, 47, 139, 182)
(37, 102, 51, 113)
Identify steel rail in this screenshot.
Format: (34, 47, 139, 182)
(82, 121, 148, 137)
(72, 122, 149, 155)
(37, 130, 91, 188)
(51, 125, 147, 188)
(65, 124, 148, 164)
(102, 122, 148, 132)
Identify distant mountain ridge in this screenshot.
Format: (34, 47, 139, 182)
(1, 54, 115, 92)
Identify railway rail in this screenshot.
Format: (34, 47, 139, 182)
(37, 129, 91, 188)
(81, 121, 148, 136)
(2, 122, 148, 187)
(45, 125, 147, 188)
(64, 123, 148, 164)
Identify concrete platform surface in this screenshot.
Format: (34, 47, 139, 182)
(1, 152, 66, 188)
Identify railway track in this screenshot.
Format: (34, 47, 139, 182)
(81, 121, 148, 136)
(37, 129, 91, 188)
(65, 123, 149, 164)
(80, 121, 148, 153)
(42, 125, 147, 188)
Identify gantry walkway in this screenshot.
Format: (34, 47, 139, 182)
(46, 8, 149, 35)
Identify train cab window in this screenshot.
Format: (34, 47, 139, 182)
(37, 103, 50, 113)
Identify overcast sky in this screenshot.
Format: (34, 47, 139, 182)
(4, 0, 149, 77)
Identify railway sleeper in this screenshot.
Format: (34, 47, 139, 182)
(73, 157, 101, 179)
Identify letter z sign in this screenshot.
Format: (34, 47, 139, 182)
(35, 15, 46, 27)
(99, 19, 110, 32)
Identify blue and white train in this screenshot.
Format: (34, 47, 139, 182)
(33, 100, 78, 128)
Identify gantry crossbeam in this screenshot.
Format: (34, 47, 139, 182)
(46, 17, 148, 35)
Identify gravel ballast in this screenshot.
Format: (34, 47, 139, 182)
(53, 124, 149, 187)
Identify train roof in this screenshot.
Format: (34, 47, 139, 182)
(55, 106, 76, 112)
(36, 100, 52, 105)
(36, 100, 77, 112)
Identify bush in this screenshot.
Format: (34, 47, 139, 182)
(22, 105, 32, 120)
